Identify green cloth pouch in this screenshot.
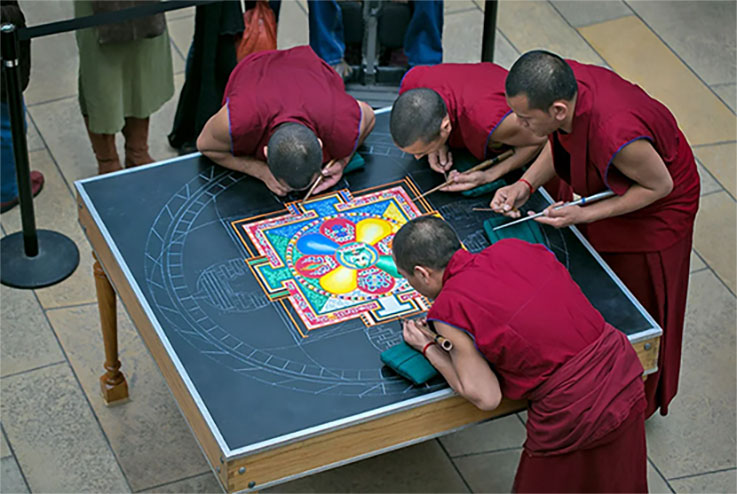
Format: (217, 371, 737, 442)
(483, 215, 546, 245)
(343, 153, 365, 174)
(380, 341, 439, 385)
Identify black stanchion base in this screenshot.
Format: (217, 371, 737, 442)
(1, 230, 80, 289)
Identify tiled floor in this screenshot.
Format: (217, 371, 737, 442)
(1, 1, 735, 492)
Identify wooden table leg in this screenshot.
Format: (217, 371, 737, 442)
(93, 256, 129, 404)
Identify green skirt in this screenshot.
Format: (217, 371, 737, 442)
(75, 0, 174, 134)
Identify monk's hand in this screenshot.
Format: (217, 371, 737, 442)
(427, 145, 453, 174)
(490, 181, 530, 218)
(438, 170, 482, 192)
(262, 171, 291, 197)
(313, 158, 348, 194)
(534, 201, 586, 229)
(402, 319, 433, 352)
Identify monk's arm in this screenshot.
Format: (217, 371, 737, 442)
(356, 101, 376, 148)
(197, 106, 288, 195)
(537, 139, 673, 228)
(424, 322, 503, 411)
(440, 117, 546, 192)
(485, 114, 548, 181)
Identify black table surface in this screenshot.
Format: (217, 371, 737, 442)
(76, 110, 659, 458)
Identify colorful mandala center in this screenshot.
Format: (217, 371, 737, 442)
(335, 242, 378, 270)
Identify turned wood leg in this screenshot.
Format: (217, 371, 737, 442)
(93, 256, 129, 404)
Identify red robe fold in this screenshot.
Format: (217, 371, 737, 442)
(223, 46, 361, 164)
(549, 60, 700, 416)
(399, 63, 512, 160)
(428, 241, 647, 493)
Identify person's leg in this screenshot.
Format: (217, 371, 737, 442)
(122, 117, 154, 168)
(404, 0, 443, 66)
(1, 100, 44, 213)
(307, 0, 345, 65)
(1, 102, 19, 203)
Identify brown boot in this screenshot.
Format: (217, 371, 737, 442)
(84, 116, 122, 175)
(122, 117, 154, 168)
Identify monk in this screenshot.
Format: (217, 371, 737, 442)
(390, 63, 546, 193)
(197, 46, 375, 197)
(492, 50, 699, 417)
(393, 216, 648, 493)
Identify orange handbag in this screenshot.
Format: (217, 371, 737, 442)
(236, 0, 277, 62)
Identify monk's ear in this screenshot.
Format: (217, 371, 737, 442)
(317, 138, 323, 149)
(439, 115, 452, 138)
(414, 265, 432, 283)
(263, 146, 268, 159)
(550, 101, 569, 122)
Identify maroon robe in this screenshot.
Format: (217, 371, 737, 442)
(223, 46, 362, 164)
(428, 241, 647, 493)
(399, 63, 512, 160)
(550, 61, 700, 416)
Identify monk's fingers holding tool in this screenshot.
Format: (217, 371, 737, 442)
(440, 170, 484, 192)
(490, 183, 526, 218)
(534, 202, 582, 229)
(402, 319, 433, 350)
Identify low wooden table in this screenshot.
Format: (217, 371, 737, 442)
(76, 110, 661, 493)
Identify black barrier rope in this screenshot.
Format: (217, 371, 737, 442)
(19, 0, 215, 40)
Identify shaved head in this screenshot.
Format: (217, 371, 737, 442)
(390, 88, 447, 148)
(506, 50, 578, 111)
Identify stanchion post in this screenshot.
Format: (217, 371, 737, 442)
(1, 23, 37, 255)
(1, 23, 80, 289)
(481, 0, 498, 63)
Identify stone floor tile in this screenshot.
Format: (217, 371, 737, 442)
(499, 1, 606, 66)
(1, 425, 10, 458)
(1, 363, 131, 493)
(550, 0, 631, 28)
(25, 32, 78, 106)
(442, 8, 483, 64)
(142, 472, 221, 494)
(492, 30, 520, 69)
(0, 149, 97, 308)
(28, 96, 98, 183)
(26, 117, 44, 153)
(690, 250, 706, 273)
(712, 83, 736, 112)
(440, 414, 526, 456)
(445, 0, 480, 14)
(692, 192, 737, 293)
(694, 142, 736, 198)
(266, 440, 469, 493)
(646, 270, 736, 478)
(0, 284, 65, 377)
(46, 303, 210, 492)
(669, 469, 737, 494)
(648, 459, 674, 494)
(1, 456, 30, 494)
(277, 0, 309, 51)
(167, 17, 194, 75)
(22, 0, 75, 26)
(579, 16, 736, 146)
(695, 158, 723, 196)
(627, 1, 736, 86)
(452, 448, 521, 493)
